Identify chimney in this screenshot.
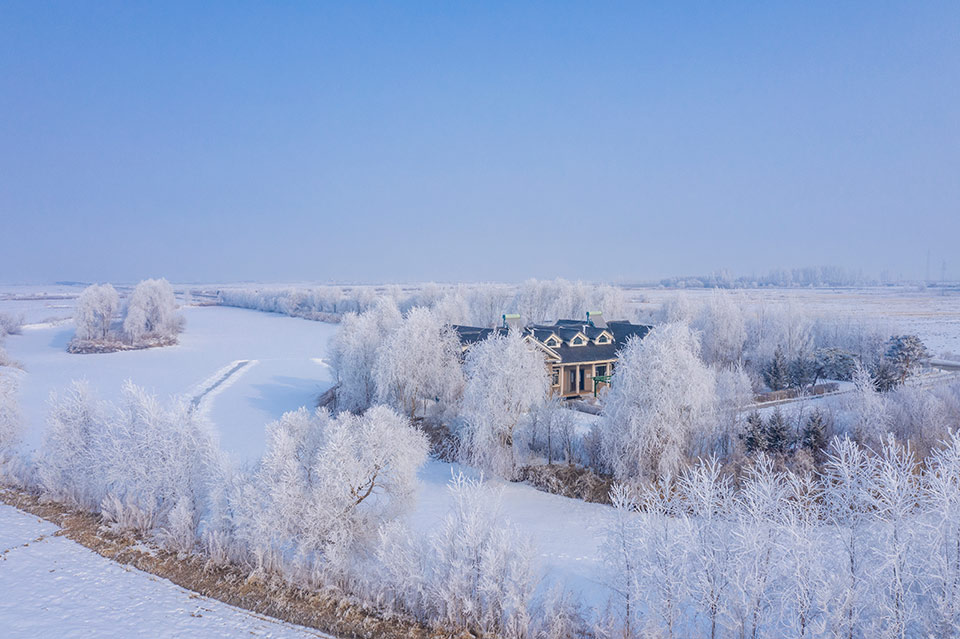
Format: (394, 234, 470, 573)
(586, 310, 607, 328)
(502, 313, 522, 331)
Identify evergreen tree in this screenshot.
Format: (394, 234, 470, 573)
(763, 346, 790, 391)
(884, 335, 931, 386)
(870, 357, 900, 392)
(788, 352, 819, 391)
(741, 410, 767, 455)
(800, 408, 828, 463)
(764, 407, 790, 455)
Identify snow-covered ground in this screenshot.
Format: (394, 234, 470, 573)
(4, 306, 336, 462)
(0, 504, 327, 639)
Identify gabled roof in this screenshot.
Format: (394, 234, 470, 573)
(451, 317, 653, 366)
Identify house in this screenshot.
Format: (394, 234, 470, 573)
(452, 311, 651, 399)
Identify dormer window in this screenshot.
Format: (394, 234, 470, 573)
(597, 336, 608, 344)
(572, 336, 584, 345)
(545, 336, 560, 348)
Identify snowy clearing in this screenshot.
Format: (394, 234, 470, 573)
(0, 503, 328, 639)
(4, 305, 337, 462)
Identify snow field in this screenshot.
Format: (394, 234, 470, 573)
(0, 504, 328, 639)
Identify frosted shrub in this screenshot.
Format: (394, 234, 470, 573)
(39, 381, 221, 546)
(429, 472, 537, 638)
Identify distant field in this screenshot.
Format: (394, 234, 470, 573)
(630, 286, 960, 355)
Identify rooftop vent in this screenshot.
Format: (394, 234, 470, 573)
(502, 313, 522, 331)
(586, 310, 607, 328)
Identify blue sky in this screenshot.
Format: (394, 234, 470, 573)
(1, 2, 958, 284)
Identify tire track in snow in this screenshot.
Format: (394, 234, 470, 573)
(188, 359, 258, 414)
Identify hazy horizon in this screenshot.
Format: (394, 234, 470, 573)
(2, 2, 958, 284)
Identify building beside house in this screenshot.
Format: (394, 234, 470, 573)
(453, 311, 651, 399)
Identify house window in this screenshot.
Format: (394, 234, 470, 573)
(569, 370, 577, 392)
(572, 336, 583, 345)
(597, 336, 608, 343)
(596, 364, 607, 377)
(551, 368, 560, 386)
(546, 338, 559, 347)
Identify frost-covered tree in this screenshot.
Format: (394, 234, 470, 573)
(528, 397, 578, 465)
(602, 484, 644, 637)
(252, 405, 428, 580)
(729, 455, 787, 639)
(848, 362, 889, 447)
(677, 456, 734, 639)
(693, 289, 746, 366)
(330, 298, 402, 413)
(822, 437, 874, 638)
(599, 324, 717, 480)
(741, 411, 767, 455)
(74, 283, 120, 340)
(884, 335, 930, 386)
(868, 437, 923, 639)
(799, 408, 828, 463)
(0, 372, 22, 459)
(763, 346, 790, 391)
(922, 432, 960, 637)
(0, 312, 24, 337)
(374, 307, 464, 419)
(715, 363, 754, 458)
(815, 346, 857, 381)
(887, 384, 948, 455)
(38, 380, 108, 509)
(764, 407, 790, 455)
(459, 331, 549, 478)
(781, 472, 828, 638)
(123, 278, 182, 342)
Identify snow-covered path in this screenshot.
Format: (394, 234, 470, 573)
(0, 504, 328, 639)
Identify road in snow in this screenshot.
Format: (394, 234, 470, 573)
(0, 504, 328, 639)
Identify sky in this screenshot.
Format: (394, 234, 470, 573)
(1, 2, 958, 285)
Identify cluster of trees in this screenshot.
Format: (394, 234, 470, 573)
(223, 279, 633, 329)
(330, 300, 464, 417)
(594, 321, 942, 483)
(71, 279, 184, 351)
(13, 377, 557, 638)
(332, 299, 561, 479)
(657, 290, 927, 397)
(603, 437, 960, 639)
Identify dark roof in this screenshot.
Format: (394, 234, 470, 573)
(451, 318, 653, 365)
(607, 321, 652, 345)
(452, 325, 505, 346)
(548, 342, 619, 364)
